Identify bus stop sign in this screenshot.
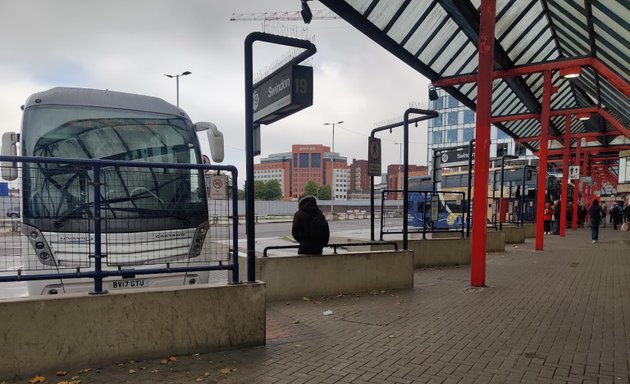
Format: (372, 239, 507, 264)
(368, 137, 381, 176)
(253, 64, 313, 125)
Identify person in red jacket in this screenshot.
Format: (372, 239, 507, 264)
(543, 201, 554, 234)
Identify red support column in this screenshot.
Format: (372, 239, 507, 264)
(560, 115, 570, 237)
(470, 0, 496, 287)
(572, 139, 580, 230)
(535, 70, 552, 250)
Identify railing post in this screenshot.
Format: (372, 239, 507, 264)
(230, 169, 240, 284)
(90, 162, 107, 294)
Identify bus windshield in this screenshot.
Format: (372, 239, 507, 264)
(21, 106, 206, 233)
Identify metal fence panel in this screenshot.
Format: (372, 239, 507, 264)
(0, 158, 235, 278)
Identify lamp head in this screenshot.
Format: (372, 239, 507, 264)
(428, 87, 439, 101)
(559, 66, 582, 78)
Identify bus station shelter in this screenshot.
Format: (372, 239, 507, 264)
(320, 0, 629, 286)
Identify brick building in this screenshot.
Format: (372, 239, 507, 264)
(254, 144, 348, 199)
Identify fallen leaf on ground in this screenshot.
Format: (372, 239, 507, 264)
(220, 368, 237, 374)
(28, 376, 45, 384)
(302, 296, 311, 301)
(168, 356, 177, 362)
(78, 368, 91, 374)
(128, 369, 136, 374)
(56, 371, 67, 376)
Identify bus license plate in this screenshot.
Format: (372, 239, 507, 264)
(111, 279, 146, 289)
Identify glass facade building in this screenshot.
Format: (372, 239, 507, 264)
(427, 88, 530, 171)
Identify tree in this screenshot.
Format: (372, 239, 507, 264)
(319, 185, 331, 200)
(303, 180, 331, 200)
(254, 179, 282, 200)
(304, 180, 319, 197)
(264, 179, 283, 200)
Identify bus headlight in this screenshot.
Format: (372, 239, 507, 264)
(22, 224, 56, 266)
(188, 222, 209, 258)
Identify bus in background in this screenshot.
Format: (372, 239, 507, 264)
(1, 87, 225, 295)
(438, 165, 574, 224)
(406, 175, 464, 230)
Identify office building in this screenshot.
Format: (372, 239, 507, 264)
(427, 88, 530, 171)
(254, 144, 348, 199)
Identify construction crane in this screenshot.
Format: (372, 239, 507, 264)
(230, 10, 340, 22)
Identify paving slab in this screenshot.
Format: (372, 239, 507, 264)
(7, 226, 630, 384)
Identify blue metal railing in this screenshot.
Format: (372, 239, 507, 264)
(0, 155, 240, 293)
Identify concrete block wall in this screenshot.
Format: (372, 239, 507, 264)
(0, 283, 266, 380)
(501, 225, 526, 243)
(241, 250, 414, 301)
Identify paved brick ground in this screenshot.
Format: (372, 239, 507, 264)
(11, 226, 630, 384)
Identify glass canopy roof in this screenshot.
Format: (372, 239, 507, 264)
(320, 0, 629, 162)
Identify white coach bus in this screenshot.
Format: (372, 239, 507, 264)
(1, 87, 225, 295)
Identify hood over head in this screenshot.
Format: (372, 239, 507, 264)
(298, 195, 319, 213)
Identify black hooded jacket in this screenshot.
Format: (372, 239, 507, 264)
(291, 196, 330, 254)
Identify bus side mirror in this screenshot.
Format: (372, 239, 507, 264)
(1, 132, 18, 181)
(194, 122, 224, 163)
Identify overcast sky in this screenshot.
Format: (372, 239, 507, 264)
(0, 0, 431, 185)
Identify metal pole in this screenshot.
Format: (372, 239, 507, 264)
(331, 123, 334, 215)
(368, 115, 437, 244)
(492, 169, 497, 228)
(230, 169, 240, 284)
(520, 166, 526, 226)
(176, 76, 180, 107)
(500, 156, 506, 231)
(560, 115, 570, 237)
(370, 175, 375, 241)
(535, 70, 552, 251)
(90, 163, 106, 294)
(324, 120, 343, 217)
(470, 0, 496, 287)
(466, 139, 475, 237)
(572, 139, 581, 229)
(244, 32, 316, 283)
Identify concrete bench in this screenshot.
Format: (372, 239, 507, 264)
(499, 225, 526, 243)
(239, 250, 414, 301)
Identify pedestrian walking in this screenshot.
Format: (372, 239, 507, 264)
(601, 202, 607, 227)
(588, 198, 603, 243)
(622, 197, 630, 232)
(577, 203, 587, 228)
(543, 201, 553, 234)
(611, 203, 623, 230)
(292, 196, 330, 255)
(566, 201, 573, 228)
(552, 200, 561, 235)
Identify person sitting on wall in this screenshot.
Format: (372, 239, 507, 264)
(292, 196, 330, 255)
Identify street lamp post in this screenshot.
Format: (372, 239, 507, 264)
(499, 154, 518, 230)
(323, 120, 343, 217)
(164, 71, 192, 107)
